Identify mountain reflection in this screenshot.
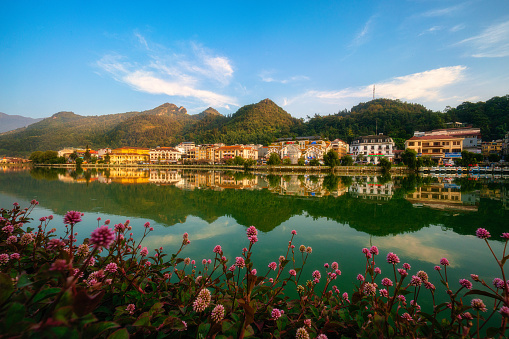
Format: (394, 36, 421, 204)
(0, 167, 507, 238)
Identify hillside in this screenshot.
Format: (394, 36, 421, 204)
(0, 113, 43, 133)
(0, 95, 507, 157)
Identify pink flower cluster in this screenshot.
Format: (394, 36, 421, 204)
(63, 210, 82, 225)
(192, 289, 211, 312)
(246, 226, 258, 244)
(89, 225, 115, 249)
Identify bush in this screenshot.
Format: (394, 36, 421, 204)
(0, 202, 507, 338)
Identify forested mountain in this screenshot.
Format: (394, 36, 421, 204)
(0, 95, 507, 157)
(0, 112, 43, 133)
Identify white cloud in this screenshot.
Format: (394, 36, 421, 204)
(421, 4, 465, 17)
(350, 16, 375, 49)
(457, 20, 509, 57)
(96, 34, 237, 109)
(419, 26, 442, 36)
(300, 66, 467, 104)
(450, 24, 465, 33)
(259, 70, 309, 84)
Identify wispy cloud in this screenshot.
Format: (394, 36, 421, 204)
(421, 4, 465, 17)
(350, 16, 376, 49)
(457, 20, 509, 57)
(450, 24, 465, 33)
(286, 66, 467, 106)
(96, 32, 237, 108)
(259, 70, 309, 84)
(419, 26, 442, 36)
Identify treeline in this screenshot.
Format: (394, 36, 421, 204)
(0, 95, 507, 157)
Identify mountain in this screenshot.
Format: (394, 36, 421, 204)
(0, 96, 507, 157)
(0, 112, 43, 133)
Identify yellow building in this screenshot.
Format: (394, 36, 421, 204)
(405, 135, 463, 164)
(217, 145, 257, 161)
(109, 147, 149, 164)
(481, 140, 503, 157)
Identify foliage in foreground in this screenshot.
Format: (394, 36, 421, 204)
(1, 202, 508, 338)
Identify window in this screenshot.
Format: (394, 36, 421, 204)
(409, 142, 415, 146)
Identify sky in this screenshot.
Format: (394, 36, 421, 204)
(1, 0, 508, 119)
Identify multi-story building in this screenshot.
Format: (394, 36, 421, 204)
(405, 135, 463, 164)
(330, 139, 349, 159)
(175, 142, 196, 153)
(149, 147, 182, 164)
(109, 147, 149, 164)
(481, 140, 503, 157)
(267, 137, 331, 164)
(414, 127, 481, 153)
(217, 145, 258, 161)
(350, 134, 395, 165)
(503, 132, 509, 160)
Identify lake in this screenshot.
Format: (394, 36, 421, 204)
(1, 166, 508, 321)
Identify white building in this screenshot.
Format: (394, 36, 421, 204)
(350, 134, 395, 165)
(149, 147, 182, 164)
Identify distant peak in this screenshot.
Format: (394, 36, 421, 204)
(259, 98, 275, 104)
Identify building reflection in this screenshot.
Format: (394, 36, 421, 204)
(349, 176, 394, 200)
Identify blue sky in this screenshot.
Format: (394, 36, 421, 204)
(1, 1, 508, 119)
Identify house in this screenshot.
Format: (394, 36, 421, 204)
(405, 135, 463, 165)
(109, 147, 149, 164)
(350, 134, 395, 165)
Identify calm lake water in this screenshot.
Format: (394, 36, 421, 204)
(1, 166, 508, 321)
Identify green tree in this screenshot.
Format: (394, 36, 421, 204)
(267, 153, 282, 165)
(309, 159, 320, 166)
(341, 155, 354, 166)
(69, 151, 78, 163)
(323, 174, 340, 192)
(104, 153, 111, 164)
(297, 157, 305, 166)
(379, 157, 392, 172)
(283, 158, 292, 165)
(233, 156, 245, 166)
(323, 150, 340, 170)
(488, 153, 501, 163)
(243, 158, 255, 170)
(84, 149, 91, 162)
(401, 149, 418, 169)
(356, 154, 365, 163)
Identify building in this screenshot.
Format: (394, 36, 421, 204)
(414, 127, 481, 153)
(405, 135, 463, 164)
(330, 139, 349, 159)
(503, 132, 509, 160)
(267, 137, 331, 164)
(109, 147, 149, 164)
(149, 147, 182, 164)
(217, 145, 258, 161)
(350, 134, 395, 165)
(481, 140, 503, 157)
(175, 142, 196, 153)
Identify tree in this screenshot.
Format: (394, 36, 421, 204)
(104, 153, 111, 164)
(341, 155, 353, 166)
(323, 150, 340, 170)
(379, 158, 392, 172)
(84, 149, 91, 162)
(297, 157, 305, 166)
(356, 154, 365, 163)
(488, 153, 501, 163)
(267, 153, 282, 165)
(243, 158, 255, 170)
(233, 156, 245, 166)
(309, 159, 320, 166)
(401, 149, 418, 169)
(69, 151, 78, 163)
(283, 158, 292, 165)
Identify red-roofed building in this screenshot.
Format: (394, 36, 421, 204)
(405, 135, 463, 164)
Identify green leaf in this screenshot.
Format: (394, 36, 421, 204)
(487, 326, 501, 337)
(0, 273, 14, 304)
(32, 287, 61, 304)
(84, 321, 120, 338)
(198, 323, 210, 336)
(464, 289, 504, 302)
(133, 315, 151, 327)
(107, 328, 130, 339)
(16, 273, 33, 288)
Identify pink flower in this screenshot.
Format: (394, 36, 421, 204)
(63, 210, 82, 225)
(246, 226, 258, 237)
(235, 257, 245, 268)
(50, 259, 69, 271)
(409, 275, 422, 287)
(471, 274, 480, 281)
(211, 304, 225, 322)
(296, 327, 309, 339)
(248, 235, 258, 244)
(362, 282, 377, 296)
(0, 253, 9, 264)
(374, 267, 381, 275)
(381, 277, 393, 287)
(459, 279, 472, 290)
(144, 222, 150, 228)
(356, 274, 365, 281)
(331, 262, 339, 270)
(271, 308, 282, 320)
(105, 262, 118, 273)
(342, 292, 349, 301)
(126, 304, 135, 314)
(213, 245, 222, 254)
(471, 298, 487, 312)
(424, 281, 435, 290)
(440, 258, 450, 266)
(10, 253, 20, 260)
(403, 263, 411, 270)
(31, 199, 39, 205)
(89, 225, 115, 249)
(104, 219, 110, 225)
(369, 246, 379, 255)
(268, 262, 277, 271)
(289, 269, 297, 276)
(228, 265, 236, 272)
(304, 319, 311, 328)
(476, 228, 491, 239)
(251, 269, 257, 275)
(386, 252, 400, 264)
(401, 313, 413, 321)
(398, 268, 408, 278)
(499, 306, 509, 317)
(501, 233, 509, 240)
(379, 289, 389, 297)
(291, 230, 297, 235)
(434, 265, 441, 271)
(312, 270, 321, 280)
(493, 278, 505, 289)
